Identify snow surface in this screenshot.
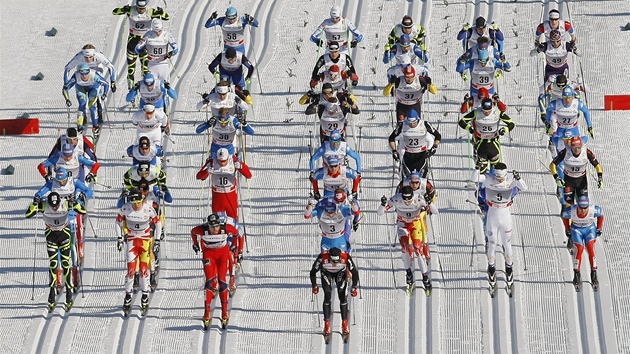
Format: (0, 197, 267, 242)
(1, 0, 630, 353)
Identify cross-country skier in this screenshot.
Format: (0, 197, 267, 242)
(63, 63, 110, 136)
(311, 5, 363, 54)
(460, 87, 507, 114)
(300, 82, 359, 117)
(310, 247, 359, 342)
(383, 33, 427, 65)
(113, 0, 170, 89)
(530, 30, 580, 83)
(208, 48, 254, 104)
(116, 188, 161, 315)
(535, 9, 577, 47)
(457, 49, 511, 98)
(545, 86, 592, 154)
(63, 44, 116, 91)
(49, 127, 96, 162)
(538, 74, 585, 125)
(127, 136, 163, 167)
(397, 170, 437, 259)
(135, 19, 179, 82)
(389, 109, 441, 178)
(310, 155, 361, 204)
(311, 41, 359, 88)
(191, 213, 244, 329)
(195, 107, 254, 159)
(384, 63, 436, 121)
(131, 103, 169, 147)
(205, 7, 259, 54)
(121, 162, 172, 208)
(126, 73, 178, 113)
(377, 186, 435, 293)
(305, 196, 357, 252)
(385, 15, 427, 60)
(310, 129, 362, 174)
(196, 148, 252, 220)
(458, 98, 515, 173)
(457, 16, 505, 53)
(561, 196, 604, 290)
(26, 192, 86, 312)
(197, 80, 250, 115)
(472, 163, 527, 295)
(38, 143, 100, 183)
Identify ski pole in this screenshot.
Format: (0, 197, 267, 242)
(469, 182, 480, 267)
(386, 213, 398, 289)
(95, 181, 113, 189)
(168, 58, 181, 80)
(296, 114, 313, 172)
(247, 26, 264, 94)
(427, 213, 445, 285)
(86, 213, 98, 238)
(31, 213, 40, 301)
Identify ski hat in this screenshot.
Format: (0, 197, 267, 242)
(139, 136, 151, 148)
(329, 247, 342, 262)
(475, 16, 486, 28)
(401, 185, 414, 201)
(129, 188, 143, 202)
(478, 87, 490, 99)
(406, 109, 420, 124)
(548, 9, 560, 20)
(143, 103, 155, 112)
(66, 127, 78, 138)
(82, 48, 95, 57)
(217, 148, 230, 161)
(400, 34, 411, 47)
(136, 0, 147, 8)
(494, 162, 508, 179)
(481, 98, 493, 111)
(329, 64, 340, 73)
(401, 15, 413, 28)
(478, 49, 489, 63)
(324, 198, 337, 213)
(151, 18, 163, 31)
(48, 192, 62, 208)
(62, 143, 74, 156)
(328, 41, 340, 52)
(137, 163, 151, 175)
(409, 171, 421, 183)
(78, 63, 90, 74)
(330, 129, 342, 143)
(330, 5, 341, 19)
(334, 188, 346, 203)
(556, 74, 568, 88)
(569, 136, 583, 148)
(562, 86, 574, 98)
(207, 213, 222, 227)
(322, 83, 334, 94)
(327, 155, 340, 166)
(225, 47, 237, 59)
(577, 195, 589, 208)
(55, 168, 69, 182)
(143, 73, 155, 86)
(403, 65, 415, 78)
(226, 6, 238, 19)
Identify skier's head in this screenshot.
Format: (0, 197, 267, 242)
(326, 155, 341, 172)
(137, 163, 151, 178)
(207, 213, 222, 232)
(477, 49, 489, 65)
(408, 170, 421, 189)
(480, 98, 493, 115)
(48, 192, 62, 210)
(66, 127, 79, 145)
(548, 9, 560, 24)
(217, 107, 231, 125)
(217, 148, 230, 166)
(399, 34, 412, 48)
(403, 65, 416, 83)
(550, 30, 562, 46)
(324, 198, 337, 215)
(136, 0, 147, 12)
(399, 55, 412, 68)
(225, 48, 237, 61)
(129, 188, 145, 210)
(82, 44, 96, 62)
(401, 16, 414, 32)
(493, 162, 508, 182)
(329, 247, 342, 263)
(326, 100, 340, 115)
(569, 136, 583, 156)
(321, 83, 334, 99)
(555, 74, 567, 89)
(475, 16, 486, 33)
(328, 64, 341, 80)
(478, 87, 490, 100)
(143, 73, 156, 87)
(61, 143, 75, 161)
(476, 37, 490, 51)
(78, 63, 90, 77)
(225, 7, 238, 21)
(577, 195, 589, 208)
(55, 168, 69, 184)
(216, 80, 230, 97)
(151, 18, 163, 33)
(334, 188, 347, 204)
(143, 103, 155, 117)
(328, 41, 340, 55)
(562, 86, 574, 106)
(406, 109, 420, 126)
(330, 5, 342, 21)
(329, 129, 342, 147)
(401, 185, 414, 204)
(138, 136, 151, 153)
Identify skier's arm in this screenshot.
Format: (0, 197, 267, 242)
(49, 138, 62, 158)
(456, 28, 472, 41)
(586, 149, 603, 177)
(347, 255, 360, 288)
(346, 168, 360, 194)
(78, 155, 100, 175)
(425, 121, 441, 142)
(162, 81, 178, 99)
(549, 150, 567, 176)
(207, 53, 222, 74)
(241, 55, 254, 80)
(455, 60, 472, 74)
(345, 19, 363, 42)
(72, 200, 88, 215)
(74, 180, 94, 200)
(37, 157, 56, 177)
(346, 146, 362, 174)
(112, 6, 132, 15)
(150, 7, 170, 20)
(309, 146, 325, 172)
(498, 111, 516, 133)
(242, 15, 259, 28)
(578, 101, 592, 128)
(310, 22, 326, 44)
(98, 53, 117, 82)
(310, 169, 323, 195)
(458, 110, 476, 132)
(34, 183, 53, 200)
(310, 255, 323, 285)
(126, 86, 138, 102)
(594, 206, 604, 230)
(388, 124, 402, 147)
(544, 101, 557, 124)
(377, 198, 396, 216)
(63, 55, 82, 85)
(237, 161, 253, 179)
(345, 56, 357, 76)
(311, 56, 326, 81)
(205, 16, 224, 29)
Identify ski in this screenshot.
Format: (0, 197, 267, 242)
(591, 270, 599, 292)
(573, 271, 582, 292)
(123, 305, 132, 317)
(64, 299, 74, 313)
(489, 276, 498, 298)
(406, 282, 415, 296)
(140, 305, 149, 316)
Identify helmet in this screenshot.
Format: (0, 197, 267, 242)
(330, 5, 341, 19)
(478, 87, 490, 99)
(562, 86, 574, 98)
(128, 188, 143, 202)
(334, 188, 346, 204)
(399, 34, 411, 47)
(406, 109, 420, 124)
(401, 185, 414, 201)
(569, 136, 583, 148)
(330, 129, 342, 143)
(403, 65, 415, 78)
(409, 170, 421, 183)
(550, 30, 562, 42)
(151, 18, 163, 31)
(329, 247, 342, 262)
(217, 148, 230, 161)
(61, 143, 74, 156)
(143, 73, 155, 86)
(494, 162, 508, 179)
(322, 82, 334, 94)
(139, 136, 151, 148)
(143, 103, 155, 112)
(78, 63, 90, 74)
(324, 198, 337, 213)
(136, 0, 147, 8)
(475, 16, 486, 28)
(327, 155, 340, 166)
(55, 168, 69, 182)
(225, 47, 237, 59)
(556, 74, 567, 88)
(207, 213, 222, 227)
(401, 15, 413, 28)
(577, 195, 589, 208)
(47, 192, 62, 208)
(328, 41, 340, 52)
(481, 98, 493, 111)
(478, 50, 489, 63)
(226, 7, 238, 19)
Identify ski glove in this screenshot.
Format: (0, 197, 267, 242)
(166, 51, 174, 58)
(597, 176, 604, 189)
(164, 82, 171, 89)
(350, 39, 358, 48)
(351, 192, 358, 200)
(154, 7, 164, 16)
(234, 161, 242, 169)
(33, 195, 42, 205)
(555, 176, 565, 187)
(492, 21, 499, 30)
(498, 127, 507, 136)
(462, 23, 470, 31)
(44, 173, 53, 182)
(192, 244, 200, 254)
(512, 170, 521, 180)
(313, 191, 321, 201)
(122, 5, 131, 12)
(499, 53, 506, 62)
(461, 72, 469, 82)
(392, 150, 400, 162)
(153, 240, 160, 254)
(545, 123, 552, 135)
(587, 127, 594, 138)
(309, 79, 319, 88)
(312, 285, 319, 295)
(117, 237, 125, 252)
(209, 11, 218, 21)
(65, 99, 72, 107)
(85, 173, 96, 183)
(238, 115, 247, 126)
(495, 69, 503, 79)
(380, 195, 387, 207)
(101, 93, 108, 101)
(351, 286, 358, 297)
(596, 229, 603, 238)
(467, 126, 475, 134)
(316, 38, 324, 47)
(352, 221, 359, 232)
(110, 81, 117, 93)
(244, 14, 255, 24)
(565, 229, 571, 239)
(428, 146, 437, 157)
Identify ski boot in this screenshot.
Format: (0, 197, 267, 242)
(47, 287, 56, 313)
(220, 307, 229, 329)
(92, 125, 101, 144)
(505, 264, 514, 297)
(140, 294, 149, 316)
(150, 272, 158, 292)
(77, 112, 86, 134)
(405, 268, 414, 295)
(421, 273, 432, 297)
(228, 276, 237, 297)
(591, 268, 599, 291)
(323, 319, 332, 344)
(341, 319, 350, 343)
(488, 264, 497, 297)
(422, 243, 431, 260)
(72, 267, 80, 293)
(202, 306, 211, 330)
(123, 292, 132, 317)
(540, 112, 547, 125)
(573, 269, 581, 292)
(566, 236, 574, 255)
(65, 288, 74, 312)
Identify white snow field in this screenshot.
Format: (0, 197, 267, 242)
(1, 0, 629, 352)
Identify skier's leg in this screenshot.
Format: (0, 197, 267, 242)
(125, 239, 140, 293)
(217, 248, 230, 316)
(336, 273, 349, 320)
(500, 211, 514, 267)
(485, 212, 499, 267)
(321, 273, 333, 320)
(46, 232, 61, 288)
